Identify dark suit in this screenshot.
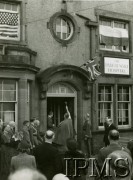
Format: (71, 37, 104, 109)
(103, 123, 116, 146)
(34, 142, 60, 180)
(97, 142, 122, 169)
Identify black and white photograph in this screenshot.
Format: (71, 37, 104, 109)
(0, 0, 133, 180)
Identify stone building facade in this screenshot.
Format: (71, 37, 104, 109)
(1, 0, 133, 153)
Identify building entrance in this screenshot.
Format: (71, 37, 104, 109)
(47, 83, 77, 130)
(47, 97, 74, 126)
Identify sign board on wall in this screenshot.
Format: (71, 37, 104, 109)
(104, 57, 129, 75)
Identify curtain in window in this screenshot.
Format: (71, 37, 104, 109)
(4, 112, 14, 123)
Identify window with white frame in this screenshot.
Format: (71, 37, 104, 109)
(55, 16, 74, 40)
(0, 79, 17, 124)
(117, 86, 130, 127)
(0, 2, 20, 40)
(98, 85, 113, 127)
(99, 18, 129, 52)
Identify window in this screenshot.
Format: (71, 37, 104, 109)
(0, 79, 17, 124)
(99, 18, 129, 52)
(55, 17, 73, 40)
(117, 86, 131, 127)
(98, 85, 113, 127)
(49, 12, 78, 44)
(0, 2, 20, 41)
(98, 84, 131, 129)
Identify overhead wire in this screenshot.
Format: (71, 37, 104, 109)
(25, 1, 125, 25)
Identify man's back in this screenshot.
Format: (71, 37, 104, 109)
(34, 142, 59, 180)
(11, 153, 36, 172)
(97, 142, 122, 168)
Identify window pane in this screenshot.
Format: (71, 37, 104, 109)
(118, 86, 122, 93)
(63, 33, 66, 40)
(98, 94, 104, 101)
(123, 94, 129, 101)
(104, 103, 111, 109)
(56, 32, 61, 38)
(123, 87, 129, 93)
(3, 112, 15, 124)
(105, 94, 111, 101)
(3, 80, 16, 90)
(62, 19, 66, 26)
(114, 22, 125, 29)
(105, 86, 111, 93)
(5, 3, 12, 10)
(100, 20, 111, 26)
(12, 4, 17, 11)
(0, 3, 4, 9)
(118, 94, 122, 101)
(3, 103, 15, 111)
(3, 91, 16, 101)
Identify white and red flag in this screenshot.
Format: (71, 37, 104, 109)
(99, 25, 128, 46)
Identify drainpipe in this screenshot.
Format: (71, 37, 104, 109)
(85, 21, 98, 59)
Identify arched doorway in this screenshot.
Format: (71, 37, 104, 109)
(47, 83, 77, 131)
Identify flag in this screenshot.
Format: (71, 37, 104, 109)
(83, 57, 101, 81)
(0, 10, 19, 39)
(99, 25, 128, 46)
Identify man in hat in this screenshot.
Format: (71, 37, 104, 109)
(34, 130, 61, 180)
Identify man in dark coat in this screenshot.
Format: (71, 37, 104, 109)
(103, 117, 117, 146)
(34, 130, 60, 180)
(97, 129, 123, 170)
(81, 113, 92, 158)
(54, 112, 74, 150)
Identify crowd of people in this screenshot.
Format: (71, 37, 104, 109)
(0, 112, 133, 180)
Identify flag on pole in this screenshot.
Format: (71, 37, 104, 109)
(83, 57, 101, 81)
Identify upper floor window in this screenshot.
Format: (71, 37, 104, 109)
(0, 2, 20, 41)
(99, 18, 129, 53)
(55, 17, 74, 40)
(49, 12, 78, 45)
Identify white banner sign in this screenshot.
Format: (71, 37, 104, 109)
(104, 57, 129, 75)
